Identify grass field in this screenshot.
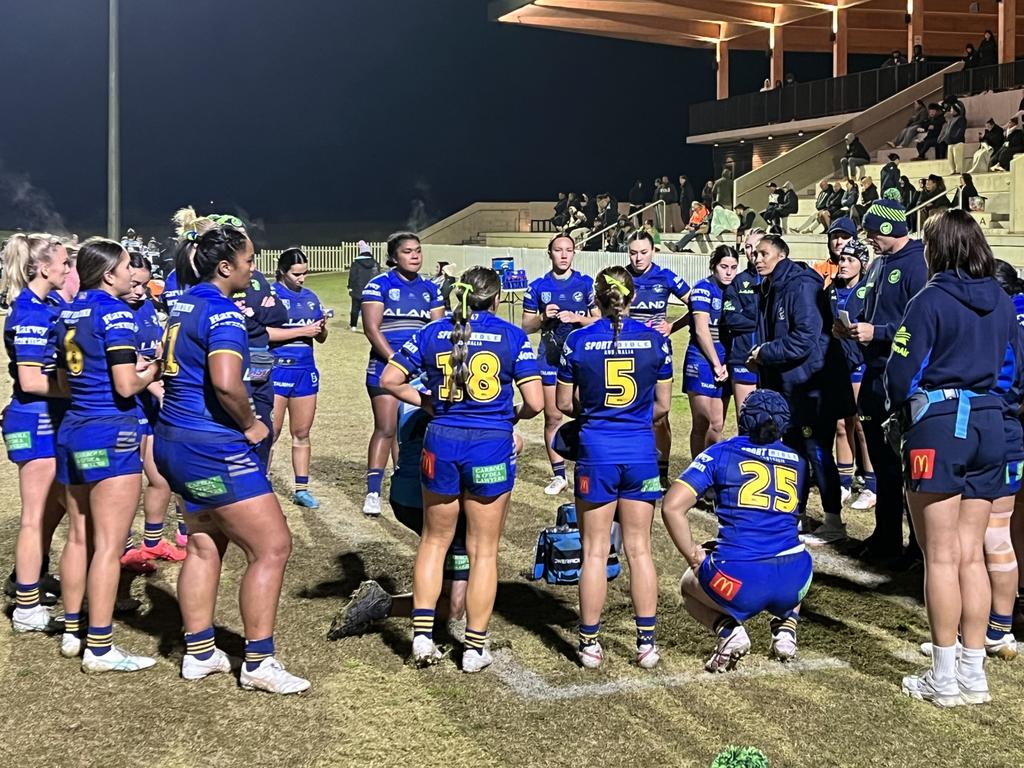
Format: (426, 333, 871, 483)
(2, 271, 1023, 768)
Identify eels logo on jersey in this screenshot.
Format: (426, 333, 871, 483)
(892, 326, 911, 358)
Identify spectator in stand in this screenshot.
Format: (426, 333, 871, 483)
(899, 175, 919, 230)
(880, 153, 901, 196)
(628, 180, 647, 223)
(712, 167, 734, 209)
(881, 50, 907, 68)
(991, 116, 1024, 171)
(761, 182, 781, 230)
(816, 181, 847, 232)
(969, 117, 1004, 173)
(566, 207, 589, 240)
(964, 44, 979, 69)
(889, 100, 929, 149)
(760, 78, 772, 92)
(979, 30, 997, 67)
(678, 175, 695, 220)
(709, 202, 740, 241)
(915, 103, 946, 160)
(348, 241, 381, 331)
(920, 174, 950, 223)
(839, 133, 870, 179)
(701, 180, 715, 209)
(552, 193, 569, 228)
(952, 173, 979, 212)
(764, 182, 798, 235)
(642, 219, 662, 248)
(796, 180, 834, 234)
(672, 201, 711, 252)
(784, 73, 796, 87)
(595, 195, 617, 231)
(654, 177, 675, 232)
(607, 215, 633, 252)
(852, 177, 879, 226)
(912, 44, 925, 63)
(581, 193, 598, 226)
(941, 97, 968, 173)
(734, 204, 756, 244)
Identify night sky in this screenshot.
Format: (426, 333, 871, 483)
(1, 1, 869, 244)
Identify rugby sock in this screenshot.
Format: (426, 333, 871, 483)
(86, 625, 114, 656)
(244, 636, 274, 672)
(770, 614, 799, 638)
(123, 531, 134, 555)
(412, 608, 435, 639)
(177, 517, 188, 539)
(551, 461, 566, 480)
(15, 582, 40, 609)
(931, 644, 958, 680)
(185, 626, 216, 661)
(865, 472, 877, 493)
(464, 627, 488, 655)
(635, 615, 656, 647)
(713, 615, 738, 639)
(958, 646, 986, 680)
(64, 612, 81, 637)
(837, 462, 854, 490)
(367, 468, 385, 496)
(578, 622, 600, 649)
(295, 475, 309, 493)
(143, 522, 163, 548)
(987, 612, 1013, 641)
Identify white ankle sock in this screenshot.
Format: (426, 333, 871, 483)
(932, 644, 958, 680)
(958, 647, 986, 679)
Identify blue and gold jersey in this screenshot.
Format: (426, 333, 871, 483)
(5, 288, 61, 407)
(271, 282, 324, 367)
(627, 263, 690, 324)
(678, 435, 807, 561)
(390, 311, 540, 431)
(56, 290, 139, 417)
(557, 317, 673, 463)
(163, 270, 184, 313)
(132, 299, 163, 360)
(158, 282, 250, 439)
(232, 270, 288, 348)
(523, 270, 595, 350)
(688, 277, 725, 347)
(362, 270, 443, 361)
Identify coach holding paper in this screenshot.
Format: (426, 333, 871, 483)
(836, 200, 927, 565)
(746, 235, 854, 533)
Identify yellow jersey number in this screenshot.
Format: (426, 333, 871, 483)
(604, 358, 637, 407)
(162, 323, 182, 377)
(737, 460, 799, 514)
(63, 328, 84, 376)
(435, 350, 501, 402)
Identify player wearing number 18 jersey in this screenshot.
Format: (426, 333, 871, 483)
(382, 266, 542, 673)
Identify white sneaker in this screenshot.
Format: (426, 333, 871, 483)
(705, 625, 751, 673)
(362, 492, 381, 517)
(902, 670, 963, 707)
(801, 520, 847, 546)
(957, 672, 992, 705)
(12, 604, 52, 633)
(349, 326, 359, 333)
(769, 632, 798, 662)
(578, 641, 604, 669)
(543, 476, 568, 496)
(984, 633, 1018, 660)
(412, 634, 442, 667)
(182, 648, 232, 681)
(239, 657, 310, 694)
(82, 645, 156, 673)
(636, 642, 660, 669)
(461, 647, 493, 673)
(840, 486, 853, 506)
(851, 489, 877, 510)
(60, 633, 83, 659)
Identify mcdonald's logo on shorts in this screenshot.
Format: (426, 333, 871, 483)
(909, 449, 935, 480)
(421, 449, 436, 481)
(709, 570, 743, 601)
(578, 475, 590, 495)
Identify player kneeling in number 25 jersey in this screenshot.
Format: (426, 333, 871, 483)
(662, 390, 813, 673)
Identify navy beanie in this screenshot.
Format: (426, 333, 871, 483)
(862, 199, 908, 237)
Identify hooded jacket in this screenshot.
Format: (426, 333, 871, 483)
(845, 138, 870, 162)
(884, 272, 1024, 409)
(348, 252, 382, 296)
(857, 238, 927, 370)
(880, 162, 900, 193)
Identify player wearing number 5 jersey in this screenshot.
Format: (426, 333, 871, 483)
(55, 238, 162, 672)
(381, 266, 542, 673)
(557, 266, 673, 670)
(663, 390, 813, 673)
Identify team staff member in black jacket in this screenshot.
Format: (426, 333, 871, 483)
(747, 235, 854, 538)
(836, 200, 928, 564)
(721, 229, 765, 419)
(885, 210, 1024, 707)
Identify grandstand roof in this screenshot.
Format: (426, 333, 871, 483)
(489, 0, 1024, 56)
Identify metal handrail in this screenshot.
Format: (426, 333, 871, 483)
(905, 189, 951, 232)
(574, 200, 666, 248)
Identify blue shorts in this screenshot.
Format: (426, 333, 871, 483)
(1002, 413, 1024, 495)
(728, 363, 757, 386)
(421, 424, 516, 498)
(3, 403, 60, 463)
(138, 412, 153, 438)
(154, 425, 272, 513)
(698, 550, 813, 622)
(390, 500, 469, 581)
(56, 413, 141, 485)
(273, 364, 320, 398)
(850, 363, 866, 385)
(365, 357, 386, 388)
(683, 346, 726, 398)
(902, 399, 1006, 499)
(575, 461, 662, 504)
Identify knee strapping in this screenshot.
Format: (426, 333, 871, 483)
(984, 511, 1018, 573)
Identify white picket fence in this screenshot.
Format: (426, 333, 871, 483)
(258, 242, 388, 274)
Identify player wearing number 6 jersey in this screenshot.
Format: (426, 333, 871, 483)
(662, 390, 813, 673)
(557, 266, 673, 670)
(381, 266, 542, 673)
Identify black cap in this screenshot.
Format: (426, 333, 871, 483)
(888, 153, 900, 161)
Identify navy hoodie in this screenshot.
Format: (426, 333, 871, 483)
(721, 265, 760, 367)
(884, 272, 1024, 410)
(857, 238, 927, 370)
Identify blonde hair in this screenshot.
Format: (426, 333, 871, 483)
(2, 233, 63, 301)
(448, 267, 501, 400)
(860, 176, 874, 187)
(172, 206, 216, 239)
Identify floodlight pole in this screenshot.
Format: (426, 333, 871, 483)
(107, 0, 120, 240)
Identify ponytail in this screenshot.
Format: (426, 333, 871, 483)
(447, 266, 501, 401)
(1, 233, 63, 300)
(594, 266, 634, 350)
